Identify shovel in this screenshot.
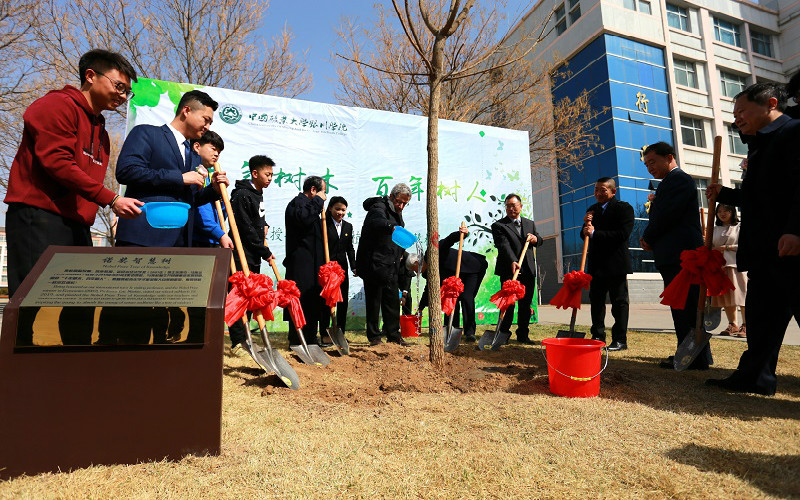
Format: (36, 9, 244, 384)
(556, 235, 590, 339)
(674, 136, 721, 371)
(478, 240, 531, 351)
(213, 163, 300, 389)
(320, 203, 350, 356)
(266, 258, 331, 367)
(444, 222, 467, 352)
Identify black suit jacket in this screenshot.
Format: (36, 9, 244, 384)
(584, 197, 634, 277)
(356, 196, 405, 284)
(491, 216, 542, 278)
(325, 218, 356, 273)
(717, 114, 800, 273)
(642, 167, 703, 269)
(283, 192, 324, 292)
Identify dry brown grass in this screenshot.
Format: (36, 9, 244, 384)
(2, 325, 799, 500)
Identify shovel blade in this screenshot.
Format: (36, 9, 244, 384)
(305, 344, 331, 366)
(328, 326, 350, 356)
(478, 330, 510, 351)
(444, 327, 463, 352)
(490, 331, 511, 350)
(254, 347, 300, 390)
(556, 329, 586, 339)
(673, 328, 713, 371)
(240, 336, 271, 374)
(290, 344, 317, 365)
(703, 300, 722, 331)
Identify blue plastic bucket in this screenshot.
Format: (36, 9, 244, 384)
(391, 226, 417, 249)
(140, 202, 191, 229)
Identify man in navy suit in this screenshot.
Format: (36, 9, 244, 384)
(100, 90, 228, 345)
(583, 177, 634, 351)
(491, 194, 543, 344)
(640, 141, 711, 370)
(115, 90, 228, 247)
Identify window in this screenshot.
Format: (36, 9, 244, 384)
(714, 18, 741, 47)
(681, 116, 706, 148)
(555, 4, 567, 35)
(720, 71, 746, 98)
(666, 3, 690, 31)
(727, 124, 747, 155)
(695, 178, 709, 209)
(569, 0, 581, 23)
(750, 31, 773, 58)
(623, 0, 650, 13)
(673, 59, 698, 88)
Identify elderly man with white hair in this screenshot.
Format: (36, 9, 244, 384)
(356, 183, 413, 346)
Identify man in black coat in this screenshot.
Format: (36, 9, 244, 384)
(418, 226, 489, 342)
(706, 83, 800, 396)
(490, 194, 543, 344)
(320, 196, 357, 339)
(583, 177, 634, 351)
(356, 183, 412, 346)
(641, 141, 711, 370)
(284, 176, 326, 346)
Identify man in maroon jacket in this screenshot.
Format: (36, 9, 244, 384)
(4, 49, 141, 345)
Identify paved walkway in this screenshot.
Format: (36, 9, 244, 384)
(536, 303, 800, 346)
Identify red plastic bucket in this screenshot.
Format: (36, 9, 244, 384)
(541, 338, 607, 398)
(399, 314, 420, 337)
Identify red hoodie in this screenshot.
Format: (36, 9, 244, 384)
(4, 85, 117, 226)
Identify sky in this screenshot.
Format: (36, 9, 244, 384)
(260, 0, 536, 104)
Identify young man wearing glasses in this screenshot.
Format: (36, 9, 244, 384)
(4, 48, 141, 346)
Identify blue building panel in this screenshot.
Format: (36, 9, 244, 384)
(555, 34, 673, 274)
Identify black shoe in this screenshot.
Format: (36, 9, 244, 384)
(607, 341, 627, 351)
(464, 335, 477, 343)
(318, 341, 334, 348)
(591, 336, 606, 343)
(516, 338, 535, 345)
(388, 337, 410, 347)
(369, 338, 384, 346)
(705, 377, 775, 396)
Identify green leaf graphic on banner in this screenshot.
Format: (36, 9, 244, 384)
(479, 131, 485, 137)
(129, 78, 203, 114)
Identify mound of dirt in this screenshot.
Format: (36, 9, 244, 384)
(260, 342, 552, 403)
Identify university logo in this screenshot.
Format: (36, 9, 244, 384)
(219, 104, 242, 124)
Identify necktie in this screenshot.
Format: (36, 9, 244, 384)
(183, 140, 192, 171)
(514, 219, 522, 237)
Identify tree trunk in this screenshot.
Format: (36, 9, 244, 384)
(427, 37, 445, 370)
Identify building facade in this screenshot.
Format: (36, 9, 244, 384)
(513, 0, 800, 301)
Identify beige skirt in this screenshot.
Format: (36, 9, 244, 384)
(711, 267, 748, 307)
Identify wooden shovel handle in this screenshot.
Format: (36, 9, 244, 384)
(579, 234, 589, 272)
(455, 221, 466, 278)
(511, 240, 531, 281)
(695, 136, 722, 327)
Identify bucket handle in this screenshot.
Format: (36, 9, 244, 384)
(540, 345, 609, 382)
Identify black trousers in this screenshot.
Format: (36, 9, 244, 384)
(320, 275, 350, 335)
(729, 266, 800, 394)
(419, 270, 486, 337)
(498, 271, 536, 340)
(7, 204, 95, 346)
(589, 274, 630, 344)
(659, 264, 712, 368)
(398, 274, 413, 315)
(363, 276, 401, 342)
(287, 284, 323, 345)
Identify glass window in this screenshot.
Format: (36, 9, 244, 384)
(639, 0, 651, 14)
(569, 1, 581, 23)
(681, 116, 706, 148)
(695, 178, 709, 209)
(714, 18, 741, 47)
(673, 59, 698, 88)
(750, 31, 773, 58)
(720, 70, 746, 98)
(623, 0, 636, 10)
(555, 4, 567, 35)
(666, 3, 690, 31)
(727, 124, 747, 155)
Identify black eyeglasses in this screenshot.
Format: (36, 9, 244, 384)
(95, 71, 134, 100)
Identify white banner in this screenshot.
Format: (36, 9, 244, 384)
(128, 78, 535, 329)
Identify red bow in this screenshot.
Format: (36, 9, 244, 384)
(490, 280, 527, 313)
(318, 261, 345, 308)
(440, 276, 464, 316)
(549, 271, 592, 310)
(225, 272, 276, 326)
(276, 279, 306, 330)
(660, 246, 735, 309)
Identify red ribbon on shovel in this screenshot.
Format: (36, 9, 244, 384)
(276, 279, 306, 330)
(490, 280, 526, 313)
(440, 276, 464, 316)
(548, 270, 592, 310)
(660, 246, 734, 309)
(318, 261, 345, 308)
(225, 272, 277, 326)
